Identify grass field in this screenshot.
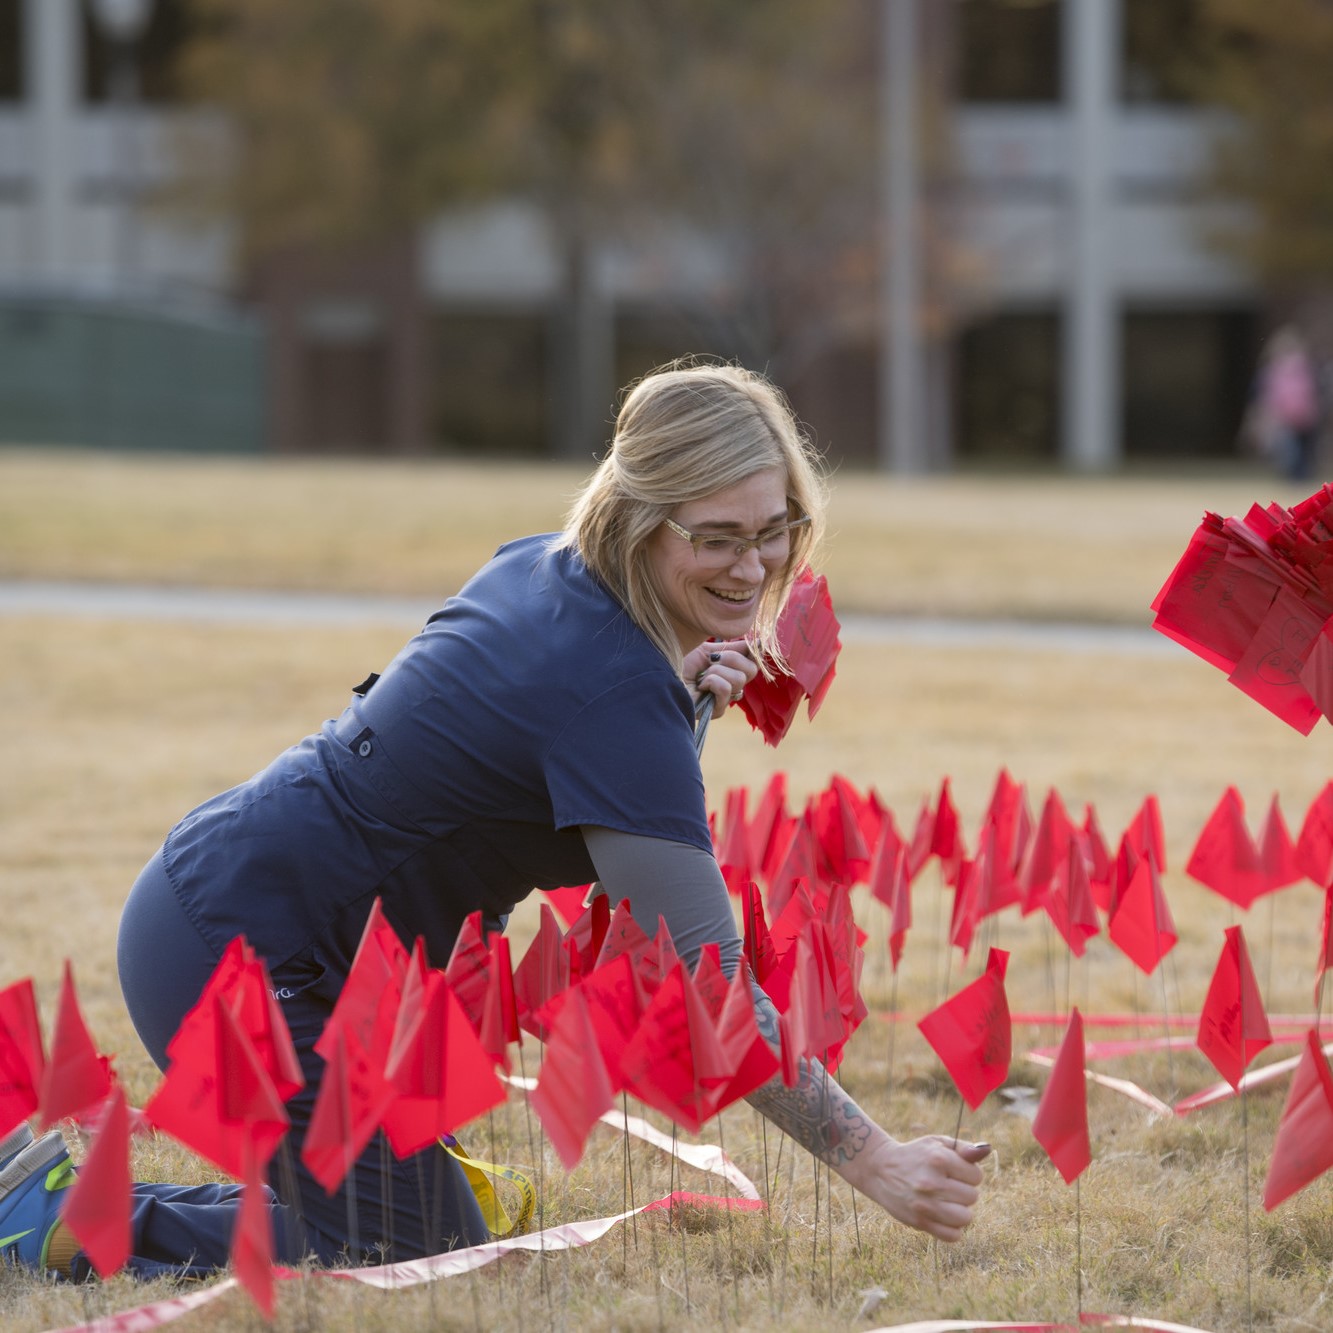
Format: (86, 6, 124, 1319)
(3, 449, 1333, 1332)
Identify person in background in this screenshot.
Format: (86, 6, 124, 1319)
(1246, 325, 1323, 481)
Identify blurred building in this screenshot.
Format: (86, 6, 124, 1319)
(0, 0, 1263, 465)
(0, 0, 263, 451)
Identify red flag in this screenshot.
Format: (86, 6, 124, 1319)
(621, 962, 733, 1134)
(444, 910, 491, 1032)
(1021, 788, 1073, 916)
(478, 934, 520, 1073)
(0, 978, 45, 1135)
(867, 815, 904, 911)
(301, 1022, 372, 1195)
(812, 775, 872, 886)
(931, 776, 966, 866)
(595, 898, 653, 977)
(535, 950, 645, 1092)
(1197, 925, 1273, 1090)
(565, 893, 612, 977)
(904, 797, 935, 883)
(765, 880, 819, 984)
(1298, 782, 1333, 885)
(716, 786, 753, 895)
(544, 884, 590, 929)
(1262, 1029, 1333, 1210)
(317, 902, 408, 1064)
(146, 972, 294, 1182)
(1031, 1009, 1090, 1185)
(528, 986, 616, 1170)
(1079, 804, 1113, 908)
(791, 927, 850, 1065)
(917, 947, 1011, 1110)
(513, 902, 570, 1040)
(776, 567, 841, 718)
(1258, 793, 1303, 896)
(869, 823, 911, 972)
(692, 944, 729, 1020)
(748, 772, 790, 877)
(1125, 794, 1167, 872)
(215, 999, 290, 1169)
(1316, 881, 1333, 1006)
(738, 568, 841, 745)
(949, 855, 984, 959)
(231, 1143, 276, 1317)
(1044, 840, 1100, 959)
(181, 939, 303, 1104)
(977, 768, 1030, 917)
(382, 964, 505, 1156)
(767, 814, 819, 922)
(1108, 856, 1177, 975)
(649, 916, 681, 992)
(742, 881, 778, 985)
(59, 1084, 131, 1278)
(37, 961, 112, 1129)
(706, 963, 780, 1112)
(1186, 786, 1266, 909)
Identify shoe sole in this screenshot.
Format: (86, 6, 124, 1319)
(0, 1131, 68, 1201)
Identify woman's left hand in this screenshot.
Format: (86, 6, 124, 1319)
(684, 639, 757, 712)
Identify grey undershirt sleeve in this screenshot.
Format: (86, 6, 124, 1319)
(578, 825, 798, 1098)
(579, 824, 744, 980)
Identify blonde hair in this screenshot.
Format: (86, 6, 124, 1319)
(557, 358, 827, 669)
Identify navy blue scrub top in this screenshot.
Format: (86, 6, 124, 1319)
(159, 535, 712, 990)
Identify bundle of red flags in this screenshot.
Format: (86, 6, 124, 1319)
(738, 567, 841, 745)
(1151, 484, 1333, 733)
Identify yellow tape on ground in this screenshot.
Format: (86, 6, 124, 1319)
(442, 1141, 537, 1237)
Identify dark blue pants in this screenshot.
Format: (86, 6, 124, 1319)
(113, 851, 489, 1280)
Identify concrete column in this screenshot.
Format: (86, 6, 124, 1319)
(879, 0, 927, 473)
(1062, 0, 1120, 471)
(26, 0, 82, 281)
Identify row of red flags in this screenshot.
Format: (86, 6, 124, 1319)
(6, 885, 1333, 1313)
(0, 870, 866, 1305)
(699, 766, 1333, 998)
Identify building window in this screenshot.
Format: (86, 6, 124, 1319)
(957, 0, 1062, 104)
(83, 0, 191, 103)
(432, 309, 550, 456)
(0, 0, 22, 102)
(1122, 307, 1258, 460)
(955, 310, 1060, 462)
(1122, 0, 1207, 104)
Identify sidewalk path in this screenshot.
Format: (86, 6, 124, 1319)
(0, 579, 1172, 657)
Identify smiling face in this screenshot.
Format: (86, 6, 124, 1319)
(646, 467, 791, 654)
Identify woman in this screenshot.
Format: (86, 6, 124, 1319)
(1, 360, 988, 1280)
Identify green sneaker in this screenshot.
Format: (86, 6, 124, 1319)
(0, 1130, 75, 1273)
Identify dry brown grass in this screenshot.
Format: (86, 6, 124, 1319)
(3, 449, 1333, 1332)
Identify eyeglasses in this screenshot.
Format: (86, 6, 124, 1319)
(662, 513, 811, 566)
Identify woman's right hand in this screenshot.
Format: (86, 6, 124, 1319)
(845, 1134, 990, 1243)
(683, 638, 757, 713)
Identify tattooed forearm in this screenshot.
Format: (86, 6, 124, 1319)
(745, 1060, 875, 1168)
(744, 983, 875, 1170)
